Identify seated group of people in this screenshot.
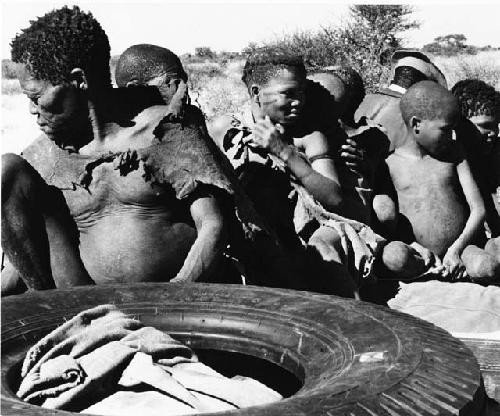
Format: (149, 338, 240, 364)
(2, 6, 499, 303)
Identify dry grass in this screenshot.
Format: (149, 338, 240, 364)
(432, 51, 500, 90)
(187, 59, 249, 121)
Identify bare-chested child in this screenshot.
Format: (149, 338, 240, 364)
(383, 80, 492, 280)
(451, 79, 500, 281)
(209, 52, 434, 297)
(307, 67, 440, 282)
(115, 44, 190, 122)
(1, 6, 231, 295)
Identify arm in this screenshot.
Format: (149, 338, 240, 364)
(442, 158, 486, 278)
(171, 192, 227, 283)
(251, 117, 350, 215)
(449, 158, 486, 254)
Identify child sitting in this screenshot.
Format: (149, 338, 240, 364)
(451, 79, 500, 281)
(115, 44, 189, 121)
(452, 79, 500, 236)
(382, 80, 499, 281)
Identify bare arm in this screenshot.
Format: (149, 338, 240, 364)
(449, 158, 486, 255)
(171, 193, 227, 283)
(251, 117, 353, 215)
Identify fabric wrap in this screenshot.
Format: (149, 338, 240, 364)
(222, 110, 387, 283)
(16, 305, 281, 414)
(21, 107, 269, 241)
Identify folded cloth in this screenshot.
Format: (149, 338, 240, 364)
(388, 281, 500, 336)
(17, 305, 281, 415)
(17, 355, 84, 403)
(293, 183, 386, 284)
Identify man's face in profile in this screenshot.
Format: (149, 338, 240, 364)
(17, 65, 88, 147)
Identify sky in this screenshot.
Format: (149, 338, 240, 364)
(1, 1, 500, 59)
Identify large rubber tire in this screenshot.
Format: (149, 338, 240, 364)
(1, 283, 487, 415)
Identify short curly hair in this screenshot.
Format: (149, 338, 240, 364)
(11, 6, 111, 88)
(400, 81, 459, 126)
(451, 79, 500, 119)
(115, 44, 187, 87)
(241, 49, 306, 89)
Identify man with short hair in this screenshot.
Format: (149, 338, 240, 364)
(355, 50, 447, 151)
(2, 6, 233, 294)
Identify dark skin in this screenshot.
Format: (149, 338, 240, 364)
(307, 71, 438, 279)
(2, 64, 227, 293)
(385, 98, 486, 279)
(210, 68, 364, 297)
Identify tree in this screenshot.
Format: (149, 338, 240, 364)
(194, 47, 216, 59)
(244, 5, 420, 92)
(423, 34, 477, 56)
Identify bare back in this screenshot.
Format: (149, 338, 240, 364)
(387, 146, 468, 256)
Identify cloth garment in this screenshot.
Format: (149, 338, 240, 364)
(388, 281, 500, 337)
(221, 110, 387, 285)
(17, 305, 281, 415)
(355, 88, 405, 151)
(21, 106, 273, 243)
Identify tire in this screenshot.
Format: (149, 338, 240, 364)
(1, 283, 487, 415)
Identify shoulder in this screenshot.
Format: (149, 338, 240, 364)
(300, 130, 334, 159)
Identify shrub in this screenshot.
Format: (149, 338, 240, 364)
(2, 59, 22, 79)
(243, 5, 418, 92)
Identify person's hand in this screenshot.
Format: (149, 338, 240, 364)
(442, 248, 467, 280)
(250, 116, 288, 157)
(340, 138, 370, 177)
(410, 242, 443, 270)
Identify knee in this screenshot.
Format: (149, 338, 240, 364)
(308, 227, 344, 263)
(485, 238, 500, 260)
(463, 247, 500, 279)
(382, 241, 413, 272)
(1, 154, 39, 203)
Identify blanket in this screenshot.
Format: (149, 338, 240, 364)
(17, 305, 281, 414)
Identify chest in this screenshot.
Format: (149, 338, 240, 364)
(389, 157, 459, 195)
(60, 157, 173, 219)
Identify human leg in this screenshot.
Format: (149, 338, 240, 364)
(377, 241, 429, 280)
(462, 244, 500, 282)
(1, 154, 92, 290)
(306, 226, 358, 298)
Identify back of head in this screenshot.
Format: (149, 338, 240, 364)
(391, 49, 447, 89)
(115, 44, 187, 87)
(451, 79, 500, 119)
(400, 80, 459, 126)
(309, 66, 365, 118)
(241, 49, 306, 89)
(10, 6, 111, 89)
(393, 66, 428, 90)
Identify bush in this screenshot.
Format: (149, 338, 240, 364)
(423, 34, 477, 57)
(2, 59, 22, 79)
(243, 5, 418, 92)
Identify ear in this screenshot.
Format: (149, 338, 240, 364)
(70, 68, 88, 90)
(250, 84, 260, 104)
(410, 116, 421, 134)
(125, 80, 140, 88)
